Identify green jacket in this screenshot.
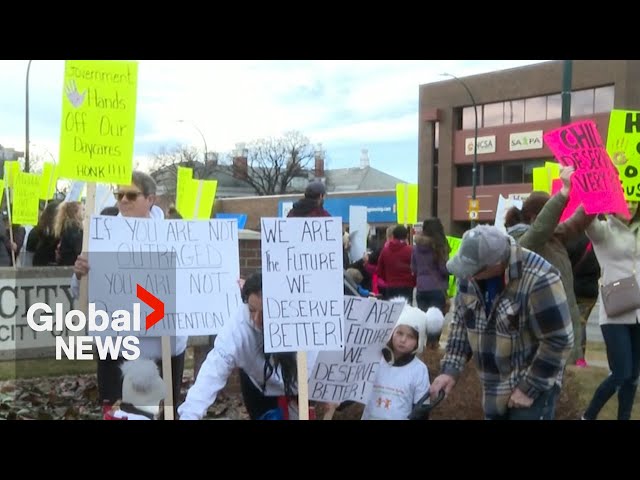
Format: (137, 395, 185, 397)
(507, 193, 589, 362)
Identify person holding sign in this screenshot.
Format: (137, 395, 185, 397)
(411, 218, 449, 320)
(27, 201, 61, 266)
(286, 181, 330, 218)
(361, 303, 436, 420)
(581, 201, 640, 420)
(377, 225, 415, 303)
(72, 171, 188, 417)
(506, 166, 591, 365)
(179, 272, 312, 420)
(430, 225, 573, 420)
(0, 215, 11, 267)
(53, 201, 84, 266)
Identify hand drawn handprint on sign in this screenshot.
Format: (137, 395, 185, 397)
(65, 80, 87, 108)
(611, 138, 629, 166)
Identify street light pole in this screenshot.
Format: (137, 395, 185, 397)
(561, 60, 573, 126)
(178, 119, 208, 164)
(25, 60, 33, 173)
(441, 73, 479, 226)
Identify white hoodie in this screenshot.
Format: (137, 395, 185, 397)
(178, 303, 317, 420)
(70, 205, 188, 358)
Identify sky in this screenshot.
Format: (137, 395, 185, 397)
(0, 60, 550, 184)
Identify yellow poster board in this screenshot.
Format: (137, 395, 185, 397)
(4, 160, 20, 189)
(606, 109, 640, 201)
(12, 172, 41, 225)
(396, 183, 418, 225)
(176, 166, 195, 217)
(532, 166, 549, 193)
(39, 162, 57, 200)
(195, 179, 218, 220)
(58, 60, 138, 184)
(446, 235, 462, 298)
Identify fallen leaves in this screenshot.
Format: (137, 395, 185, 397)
(0, 369, 250, 420)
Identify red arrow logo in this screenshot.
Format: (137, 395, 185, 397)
(136, 284, 165, 330)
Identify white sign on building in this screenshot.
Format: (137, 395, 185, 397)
(509, 130, 543, 151)
(465, 135, 496, 155)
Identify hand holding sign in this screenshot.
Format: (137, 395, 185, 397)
(559, 166, 575, 197)
(544, 120, 628, 219)
(65, 80, 87, 108)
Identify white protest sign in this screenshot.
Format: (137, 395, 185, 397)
(494, 194, 523, 234)
(260, 217, 344, 353)
(282, 201, 294, 218)
(94, 183, 117, 214)
(65, 181, 86, 202)
(348, 205, 368, 263)
(88, 216, 241, 337)
(309, 296, 403, 404)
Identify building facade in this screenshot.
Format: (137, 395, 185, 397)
(418, 60, 640, 236)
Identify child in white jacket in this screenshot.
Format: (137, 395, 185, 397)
(361, 304, 443, 420)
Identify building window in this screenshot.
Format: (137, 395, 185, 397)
(504, 99, 525, 125)
(571, 89, 595, 117)
(457, 165, 474, 187)
(435, 121, 440, 149)
(504, 161, 524, 184)
(462, 106, 480, 130)
(524, 96, 547, 122)
(546, 94, 562, 120)
(523, 159, 546, 184)
(482, 163, 503, 185)
(595, 85, 614, 113)
(483, 102, 504, 127)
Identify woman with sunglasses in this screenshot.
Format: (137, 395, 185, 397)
(72, 171, 188, 419)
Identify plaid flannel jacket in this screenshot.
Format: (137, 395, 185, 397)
(441, 236, 573, 418)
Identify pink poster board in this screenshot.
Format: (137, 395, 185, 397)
(544, 120, 629, 219)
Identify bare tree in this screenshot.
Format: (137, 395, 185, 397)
(148, 144, 223, 197)
(235, 131, 315, 196)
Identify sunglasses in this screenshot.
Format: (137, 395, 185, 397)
(115, 191, 145, 201)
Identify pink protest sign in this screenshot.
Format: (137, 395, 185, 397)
(551, 178, 581, 222)
(544, 120, 629, 219)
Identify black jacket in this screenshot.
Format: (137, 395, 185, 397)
(566, 232, 600, 299)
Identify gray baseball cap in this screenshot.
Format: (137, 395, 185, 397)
(446, 225, 510, 279)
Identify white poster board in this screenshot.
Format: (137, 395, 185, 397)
(94, 183, 117, 214)
(494, 194, 523, 234)
(309, 296, 404, 404)
(282, 201, 294, 218)
(65, 181, 85, 202)
(348, 205, 368, 264)
(88, 216, 241, 337)
(260, 217, 344, 353)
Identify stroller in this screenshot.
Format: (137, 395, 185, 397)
(408, 389, 445, 420)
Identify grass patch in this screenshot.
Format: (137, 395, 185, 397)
(569, 365, 640, 420)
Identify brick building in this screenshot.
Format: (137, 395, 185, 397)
(418, 59, 640, 236)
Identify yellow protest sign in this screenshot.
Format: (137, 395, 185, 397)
(396, 183, 418, 225)
(195, 179, 218, 219)
(176, 166, 195, 217)
(606, 109, 640, 201)
(58, 60, 138, 184)
(4, 160, 20, 189)
(39, 162, 57, 200)
(446, 236, 462, 298)
(532, 166, 549, 193)
(12, 172, 41, 225)
(545, 161, 560, 186)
